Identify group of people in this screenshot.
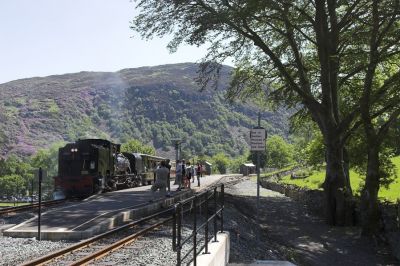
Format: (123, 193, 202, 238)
(150, 159, 203, 201)
(175, 160, 203, 191)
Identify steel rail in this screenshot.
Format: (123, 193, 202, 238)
(19, 176, 242, 266)
(70, 217, 173, 266)
(0, 199, 66, 215)
(20, 207, 174, 266)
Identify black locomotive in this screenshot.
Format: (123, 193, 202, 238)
(53, 139, 165, 198)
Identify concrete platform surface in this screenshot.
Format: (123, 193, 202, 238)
(4, 174, 240, 240)
(229, 261, 296, 266)
(192, 232, 230, 266)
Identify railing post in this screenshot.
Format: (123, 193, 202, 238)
(204, 191, 210, 254)
(193, 196, 197, 266)
(397, 200, 400, 229)
(38, 167, 42, 241)
(177, 203, 182, 266)
(172, 205, 177, 252)
(220, 184, 224, 233)
(213, 187, 218, 242)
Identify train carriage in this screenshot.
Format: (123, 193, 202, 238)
(122, 153, 165, 185)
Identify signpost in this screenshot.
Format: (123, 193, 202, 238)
(34, 168, 46, 241)
(171, 138, 182, 161)
(250, 128, 266, 151)
(250, 113, 266, 244)
(38, 167, 42, 241)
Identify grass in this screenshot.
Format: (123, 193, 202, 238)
(379, 156, 400, 202)
(277, 156, 400, 203)
(0, 202, 30, 207)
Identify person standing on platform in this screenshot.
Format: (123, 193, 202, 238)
(165, 159, 171, 196)
(150, 160, 169, 201)
(175, 160, 182, 191)
(191, 163, 195, 183)
(181, 160, 186, 189)
(196, 163, 201, 187)
(185, 162, 192, 189)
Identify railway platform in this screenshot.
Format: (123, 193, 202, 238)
(3, 174, 241, 241)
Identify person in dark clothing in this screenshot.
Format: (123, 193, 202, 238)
(196, 163, 201, 187)
(181, 160, 186, 189)
(166, 159, 171, 196)
(185, 162, 192, 189)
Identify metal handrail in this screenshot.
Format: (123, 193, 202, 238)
(173, 183, 225, 266)
(0, 199, 66, 215)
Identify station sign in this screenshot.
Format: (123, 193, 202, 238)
(250, 128, 266, 151)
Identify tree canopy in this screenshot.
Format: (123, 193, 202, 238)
(265, 135, 294, 168)
(132, 0, 400, 230)
(121, 139, 156, 155)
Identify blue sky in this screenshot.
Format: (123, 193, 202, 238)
(0, 0, 211, 84)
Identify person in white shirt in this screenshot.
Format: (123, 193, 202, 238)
(150, 160, 169, 201)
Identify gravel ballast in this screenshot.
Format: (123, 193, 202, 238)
(0, 177, 283, 266)
(1, 176, 396, 265)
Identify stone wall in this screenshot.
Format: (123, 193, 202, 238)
(260, 179, 325, 216)
(381, 202, 400, 260)
(260, 178, 400, 261)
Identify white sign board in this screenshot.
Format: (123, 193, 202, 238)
(250, 128, 266, 151)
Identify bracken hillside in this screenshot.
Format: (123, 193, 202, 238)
(0, 63, 290, 158)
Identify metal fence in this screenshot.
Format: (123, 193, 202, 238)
(397, 200, 400, 229)
(172, 184, 224, 266)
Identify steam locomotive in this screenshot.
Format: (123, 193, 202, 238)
(53, 139, 165, 198)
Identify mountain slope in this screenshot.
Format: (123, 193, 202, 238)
(0, 63, 290, 158)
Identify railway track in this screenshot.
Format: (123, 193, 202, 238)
(20, 207, 174, 266)
(211, 174, 248, 189)
(18, 176, 242, 265)
(0, 199, 67, 216)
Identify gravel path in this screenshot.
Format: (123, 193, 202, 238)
(1, 176, 398, 265)
(224, 178, 400, 266)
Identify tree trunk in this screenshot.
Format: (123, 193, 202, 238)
(323, 136, 354, 226)
(360, 147, 381, 236)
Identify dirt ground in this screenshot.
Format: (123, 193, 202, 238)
(224, 179, 399, 266)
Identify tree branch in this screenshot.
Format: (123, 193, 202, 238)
(377, 108, 400, 144)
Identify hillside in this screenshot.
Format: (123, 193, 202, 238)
(0, 63, 290, 159)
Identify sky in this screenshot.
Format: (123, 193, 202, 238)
(0, 0, 211, 84)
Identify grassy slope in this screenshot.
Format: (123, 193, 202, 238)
(279, 156, 400, 203)
(0, 63, 290, 159)
(0, 202, 30, 207)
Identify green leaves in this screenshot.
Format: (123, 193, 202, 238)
(265, 135, 294, 168)
(121, 139, 156, 155)
(211, 152, 230, 174)
(0, 174, 25, 197)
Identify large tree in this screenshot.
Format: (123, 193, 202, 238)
(356, 1, 400, 234)
(131, 0, 400, 226)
